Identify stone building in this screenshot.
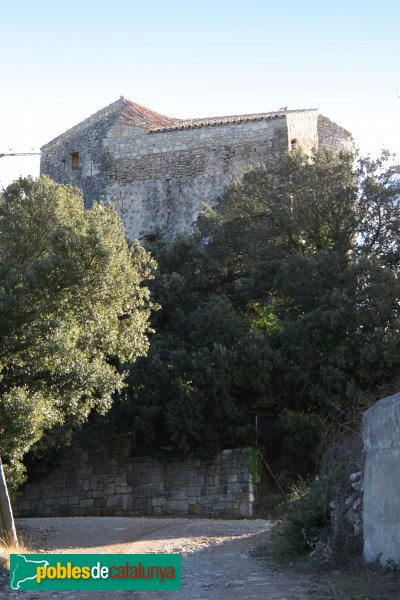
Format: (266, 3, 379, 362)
(40, 97, 352, 243)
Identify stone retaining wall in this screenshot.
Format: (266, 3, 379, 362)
(16, 446, 254, 519)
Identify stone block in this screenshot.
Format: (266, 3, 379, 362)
(107, 495, 123, 508)
(227, 483, 242, 494)
(218, 494, 232, 502)
(168, 500, 188, 512)
(152, 497, 167, 507)
(115, 477, 127, 487)
(167, 490, 187, 501)
(213, 501, 232, 511)
(92, 491, 103, 498)
(79, 498, 94, 508)
(93, 497, 107, 508)
(198, 496, 214, 506)
(187, 486, 201, 497)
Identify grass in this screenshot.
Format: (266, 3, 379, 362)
(0, 535, 33, 569)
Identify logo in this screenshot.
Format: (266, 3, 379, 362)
(10, 554, 181, 591)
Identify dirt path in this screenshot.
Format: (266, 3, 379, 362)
(1, 516, 394, 599)
(0, 516, 317, 599)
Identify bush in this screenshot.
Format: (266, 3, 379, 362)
(277, 476, 332, 555)
(276, 433, 363, 562)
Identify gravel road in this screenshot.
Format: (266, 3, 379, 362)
(0, 517, 331, 599)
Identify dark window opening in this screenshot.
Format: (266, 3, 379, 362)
(291, 138, 298, 149)
(71, 152, 79, 170)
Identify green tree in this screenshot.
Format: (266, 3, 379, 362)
(89, 149, 400, 479)
(0, 176, 155, 489)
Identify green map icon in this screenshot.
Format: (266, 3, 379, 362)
(10, 554, 49, 590)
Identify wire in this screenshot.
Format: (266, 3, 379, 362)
(0, 152, 40, 158)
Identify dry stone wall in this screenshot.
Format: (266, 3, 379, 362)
(16, 446, 254, 519)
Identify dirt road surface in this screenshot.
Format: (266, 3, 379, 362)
(0, 516, 362, 599)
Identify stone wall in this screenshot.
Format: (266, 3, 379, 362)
(40, 102, 122, 210)
(41, 99, 353, 243)
(363, 392, 400, 566)
(317, 115, 353, 153)
(103, 117, 289, 241)
(16, 446, 254, 519)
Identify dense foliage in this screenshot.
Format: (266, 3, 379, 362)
(0, 176, 155, 488)
(91, 148, 400, 479)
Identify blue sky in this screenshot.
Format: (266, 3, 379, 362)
(1, 0, 399, 186)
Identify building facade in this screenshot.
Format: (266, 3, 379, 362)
(41, 98, 352, 242)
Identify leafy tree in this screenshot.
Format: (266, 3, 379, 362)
(87, 149, 400, 479)
(0, 176, 155, 489)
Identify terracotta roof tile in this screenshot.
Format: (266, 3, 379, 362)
(119, 99, 176, 128)
(119, 99, 318, 133)
(148, 108, 318, 133)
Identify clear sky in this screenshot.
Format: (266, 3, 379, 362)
(0, 0, 399, 187)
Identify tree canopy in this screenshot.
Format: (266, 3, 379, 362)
(0, 176, 155, 487)
(94, 149, 400, 478)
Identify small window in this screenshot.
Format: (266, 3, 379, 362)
(71, 152, 79, 170)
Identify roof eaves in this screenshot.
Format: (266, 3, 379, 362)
(149, 109, 318, 133)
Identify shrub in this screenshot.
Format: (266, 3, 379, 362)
(277, 476, 332, 555)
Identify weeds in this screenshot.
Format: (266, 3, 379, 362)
(0, 534, 32, 569)
(276, 475, 332, 556)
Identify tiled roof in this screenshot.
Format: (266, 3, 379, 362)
(41, 98, 319, 148)
(119, 99, 176, 128)
(148, 108, 318, 133)
(119, 99, 318, 133)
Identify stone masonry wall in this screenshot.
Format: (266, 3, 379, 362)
(40, 102, 122, 209)
(317, 115, 353, 153)
(16, 446, 254, 519)
(41, 99, 353, 243)
(103, 117, 289, 241)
